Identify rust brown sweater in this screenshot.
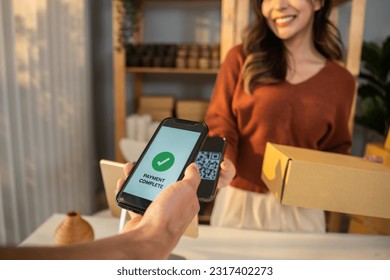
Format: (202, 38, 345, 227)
(206, 45, 356, 193)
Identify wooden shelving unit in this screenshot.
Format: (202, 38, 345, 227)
(112, 0, 366, 169)
(112, 0, 368, 231)
(112, 0, 250, 162)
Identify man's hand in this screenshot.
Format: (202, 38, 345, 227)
(116, 163, 201, 236)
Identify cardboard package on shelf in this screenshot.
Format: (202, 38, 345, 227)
(176, 99, 209, 122)
(139, 95, 175, 109)
(138, 108, 172, 122)
(137, 95, 175, 122)
(261, 142, 390, 219)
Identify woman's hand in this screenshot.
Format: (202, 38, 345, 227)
(364, 155, 384, 164)
(217, 158, 236, 189)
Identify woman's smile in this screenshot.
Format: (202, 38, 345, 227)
(274, 15, 296, 27)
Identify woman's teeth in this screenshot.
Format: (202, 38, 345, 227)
(275, 16, 295, 24)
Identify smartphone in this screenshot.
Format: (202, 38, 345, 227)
(195, 136, 226, 202)
(116, 118, 208, 214)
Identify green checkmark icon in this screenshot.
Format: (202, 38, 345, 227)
(152, 151, 175, 172)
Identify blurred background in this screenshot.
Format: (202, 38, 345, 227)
(0, 0, 389, 245)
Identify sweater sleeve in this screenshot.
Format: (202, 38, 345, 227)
(205, 46, 244, 166)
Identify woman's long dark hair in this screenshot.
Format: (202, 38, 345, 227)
(242, 0, 343, 93)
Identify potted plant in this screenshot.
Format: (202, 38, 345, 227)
(355, 35, 390, 136)
(115, 0, 141, 48)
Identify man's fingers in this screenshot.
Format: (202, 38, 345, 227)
(116, 178, 125, 193)
(182, 163, 201, 191)
(124, 162, 134, 177)
(116, 162, 134, 193)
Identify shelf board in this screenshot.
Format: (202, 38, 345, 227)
(126, 67, 218, 74)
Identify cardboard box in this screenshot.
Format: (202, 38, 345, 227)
(176, 112, 205, 122)
(139, 95, 175, 110)
(137, 108, 173, 122)
(176, 99, 209, 115)
(261, 142, 390, 219)
(176, 100, 209, 122)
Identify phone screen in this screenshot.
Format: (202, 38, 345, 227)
(121, 126, 202, 202)
(196, 151, 222, 181)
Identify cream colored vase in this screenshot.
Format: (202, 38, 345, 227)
(54, 211, 94, 245)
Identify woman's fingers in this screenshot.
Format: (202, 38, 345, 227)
(217, 158, 236, 188)
(364, 155, 384, 164)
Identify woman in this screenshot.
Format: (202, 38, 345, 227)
(206, 0, 355, 232)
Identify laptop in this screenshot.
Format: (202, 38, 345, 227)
(99, 159, 198, 238)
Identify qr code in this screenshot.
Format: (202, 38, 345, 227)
(195, 151, 221, 181)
